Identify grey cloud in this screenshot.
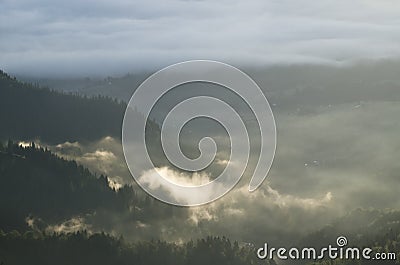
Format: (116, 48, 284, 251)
(254, 106, 400, 232)
(2, 0, 400, 76)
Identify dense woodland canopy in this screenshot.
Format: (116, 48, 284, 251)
(0, 141, 181, 232)
(0, 142, 275, 265)
(0, 232, 274, 265)
(0, 70, 160, 144)
(0, 70, 124, 143)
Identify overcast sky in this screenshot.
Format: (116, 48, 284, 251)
(1, 0, 400, 76)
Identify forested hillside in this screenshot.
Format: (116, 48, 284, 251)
(0, 142, 276, 265)
(1, 70, 400, 265)
(0, 142, 178, 232)
(0, 70, 128, 143)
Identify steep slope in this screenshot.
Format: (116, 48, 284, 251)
(0, 70, 129, 143)
(0, 142, 175, 232)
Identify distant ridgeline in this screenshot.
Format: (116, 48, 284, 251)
(0, 70, 159, 144)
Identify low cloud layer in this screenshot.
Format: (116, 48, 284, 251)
(18, 61, 400, 244)
(32, 98, 399, 244)
(2, 0, 400, 76)
(52, 136, 132, 188)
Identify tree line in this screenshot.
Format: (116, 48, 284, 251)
(0, 70, 157, 144)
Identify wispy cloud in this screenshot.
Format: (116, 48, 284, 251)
(1, 0, 400, 76)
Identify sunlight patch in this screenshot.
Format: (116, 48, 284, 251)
(45, 217, 91, 234)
